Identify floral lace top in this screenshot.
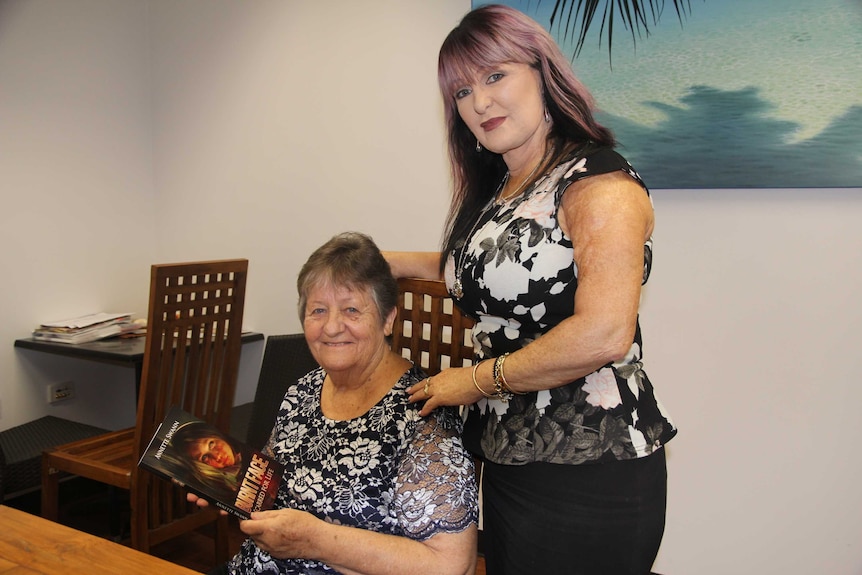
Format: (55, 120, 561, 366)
(444, 147, 677, 466)
(227, 365, 478, 575)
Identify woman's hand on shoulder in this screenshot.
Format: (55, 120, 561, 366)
(407, 363, 490, 416)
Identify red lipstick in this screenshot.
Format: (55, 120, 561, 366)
(480, 117, 505, 131)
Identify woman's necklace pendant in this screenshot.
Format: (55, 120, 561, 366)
(452, 278, 464, 299)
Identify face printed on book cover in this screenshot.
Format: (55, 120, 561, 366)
(187, 436, 237, 469)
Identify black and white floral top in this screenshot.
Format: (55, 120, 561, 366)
(445, 147, 677, 466)
(227, 365, 478, 575)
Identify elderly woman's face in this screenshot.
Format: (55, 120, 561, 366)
(303, 283, 394, 376)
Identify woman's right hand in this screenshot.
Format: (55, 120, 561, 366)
(407, 363, 490, 416)
(240, 508, 323, 560)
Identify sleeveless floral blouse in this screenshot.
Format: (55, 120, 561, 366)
(228, 366, 478, 574)
(444, 147, 676, 466)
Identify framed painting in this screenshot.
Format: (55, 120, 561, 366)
(473, 0, 862, 189)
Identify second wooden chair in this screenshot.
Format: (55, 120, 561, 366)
(41, 259, 249, 564)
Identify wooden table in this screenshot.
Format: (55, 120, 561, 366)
(0, 505, 199, 575)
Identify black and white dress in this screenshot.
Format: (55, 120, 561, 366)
(445, 147, 677, 467)
(227, 365, 478, 575)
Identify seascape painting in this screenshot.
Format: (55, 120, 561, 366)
(475, 0, 862, 189)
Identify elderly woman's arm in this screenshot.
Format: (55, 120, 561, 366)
(240, 511, 477, 575)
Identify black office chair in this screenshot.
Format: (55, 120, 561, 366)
(244, 334, 319, 450)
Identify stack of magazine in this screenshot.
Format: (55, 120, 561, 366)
(32, 312, 136, 345)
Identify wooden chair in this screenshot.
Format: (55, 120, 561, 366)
(391, 278, 475, 375)
(41, 259, 249, 563)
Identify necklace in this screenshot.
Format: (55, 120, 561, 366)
(496, 146, 553, 204)
(451, 174, 508, 299)
(451, 147, 555, 299)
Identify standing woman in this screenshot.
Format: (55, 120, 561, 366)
(386, 4, 676, 574)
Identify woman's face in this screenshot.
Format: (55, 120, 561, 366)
(187, 436, 236, 469)
(302, 282, 395, 377)
(454, 62, 548, 161)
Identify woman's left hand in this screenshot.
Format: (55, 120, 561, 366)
(407, 366, 484, 416)
(240, 508, 321, 560)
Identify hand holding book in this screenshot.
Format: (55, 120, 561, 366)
(139, 406, 283, 520)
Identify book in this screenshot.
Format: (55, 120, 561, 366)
(138, 406, 283, 519)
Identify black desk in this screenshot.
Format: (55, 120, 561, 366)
(14, 332, 264, 394)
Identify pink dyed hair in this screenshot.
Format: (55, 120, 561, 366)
(436, 4, 614, 265)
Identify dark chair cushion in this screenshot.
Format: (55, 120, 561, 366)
(0, 416, 108, 499)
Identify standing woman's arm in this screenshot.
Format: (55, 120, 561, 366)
(499, 170, 655, 391)
(382, 251, 443, 280)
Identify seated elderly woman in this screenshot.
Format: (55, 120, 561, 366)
(192, 232, 479, 575)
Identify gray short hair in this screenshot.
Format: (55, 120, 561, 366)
(296, 232, 397, 325)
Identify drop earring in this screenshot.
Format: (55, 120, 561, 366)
(476, 140, 483, 152)
(544, 107, 551, 123)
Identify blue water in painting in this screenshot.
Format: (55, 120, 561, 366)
(472, 0, 862, 188)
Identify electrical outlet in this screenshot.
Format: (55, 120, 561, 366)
(47, 381, 75, 404)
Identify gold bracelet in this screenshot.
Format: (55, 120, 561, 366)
(496, 353, 522, 395)
(472, 360, 495, 399)
(492, 354, 513, 402)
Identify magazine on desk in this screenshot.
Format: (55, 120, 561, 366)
(32, 312, 136, 344)
(138, 406, 283, 519)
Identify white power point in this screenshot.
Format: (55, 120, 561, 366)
(47, 381, 76, 404)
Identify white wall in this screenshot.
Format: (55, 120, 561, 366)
(643, 187, 862, 574)
(0, 0, 155, 429)
(1, 1, 861, 573)
(147, 0, 458, 339)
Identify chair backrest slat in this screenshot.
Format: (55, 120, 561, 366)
(391, 278, 475, 376)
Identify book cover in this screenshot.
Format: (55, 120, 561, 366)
(138, 405, 283, 520)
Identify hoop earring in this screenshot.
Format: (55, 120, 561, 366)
(476, 140, 483, 152)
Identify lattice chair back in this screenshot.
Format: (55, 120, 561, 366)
(391, 278, 475, 376)
(132, 259, 248, 552)
(41, 259, 248, 566)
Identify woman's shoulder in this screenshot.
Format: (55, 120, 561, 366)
(559, 145, 628, 174)
(377, 364, 425, 411)
(387, 366, 460, 427)
(399, 364, 428, 387)
(555, 145, 647, 193)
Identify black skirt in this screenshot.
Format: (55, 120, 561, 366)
(481, 448, 667, 575)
